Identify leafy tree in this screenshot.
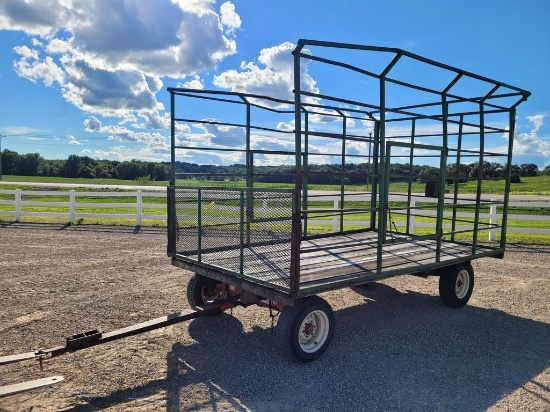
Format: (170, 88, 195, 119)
(65, 154, 82, 178)
(468, 161, 506, 179)
(1, 149, 20, 175)
(17, 153, 42, 176)
(519, 163, 538, 177)
(446, 163, 471, 183)
(417, 166, 440, 183)
(510, 164, 521, 176)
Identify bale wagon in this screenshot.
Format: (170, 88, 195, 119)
(0, 39, 530, 397)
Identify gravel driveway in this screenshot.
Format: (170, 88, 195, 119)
(0, 223, 548, 411)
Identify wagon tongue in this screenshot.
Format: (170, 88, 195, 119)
(0, 376, 64, 398)
(0, 300, 237, 397)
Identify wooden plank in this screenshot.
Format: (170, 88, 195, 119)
(182, 230, 485, 295)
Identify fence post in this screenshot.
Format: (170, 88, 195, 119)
(489, 198, 497, 241)
(333, 198, 338, 233)
(136, 190, 143, 226)
(15, 189, 21, 222)
(69, 190, 75, 224)
(408, 198, 416, 235)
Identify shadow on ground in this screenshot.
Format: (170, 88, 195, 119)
(59, 284, 550, 411)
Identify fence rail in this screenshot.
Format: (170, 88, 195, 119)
(1, 189, 549, 237)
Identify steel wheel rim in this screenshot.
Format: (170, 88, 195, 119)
(298, 310, 330, 353)
(200, 286, 226, 303)
(455, 270, 470, 299)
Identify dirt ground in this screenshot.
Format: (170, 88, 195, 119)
(0, 223, 549, 412)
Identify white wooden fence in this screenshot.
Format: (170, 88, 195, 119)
(0, 189, 549, 237)
(0, 189, 165, 226)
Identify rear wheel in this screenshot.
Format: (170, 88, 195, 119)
(186, 274, 227, 311)
(276, 296, 334, 362)
(439, 263, 474, 308)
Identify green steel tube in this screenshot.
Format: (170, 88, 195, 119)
(240, 190, 245, 274)
(472, 102, 485, 254)
(303, 111, 309, 236)
(340, 113, 346, 234)
(290, 47, 302, 294)
(197, 189, 202, 262)
(500, 108, 516, 250)
(435, 97, 450, 262)
(451, 115, 464, 242)
(376, 83, 387, 271)
(170, 91, 176, 186)
(370, 121, 380, 231)
(406, 119, 415, 235)
(246, 104, 252, 244)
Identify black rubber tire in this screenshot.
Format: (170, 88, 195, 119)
(439, 263, 475, 308)
(186, 274, 224, 311)
(276, 296, 334, 362)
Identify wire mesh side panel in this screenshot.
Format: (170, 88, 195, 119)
(174, 187, 294, 289)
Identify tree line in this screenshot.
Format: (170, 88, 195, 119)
(1, 149, 548, 183)
(1, 150, 168, 181)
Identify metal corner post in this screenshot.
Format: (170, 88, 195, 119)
(167, 91, 176, 256)
(500, 108, 516, 250)
(289, 44, 304, 295)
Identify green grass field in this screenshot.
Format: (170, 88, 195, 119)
(2, 174, 549, 195)
(1, 175, 548, 244)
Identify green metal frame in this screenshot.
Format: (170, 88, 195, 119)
(167, 39, 530, 300)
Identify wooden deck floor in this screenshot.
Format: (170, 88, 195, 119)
(179, 231, 486, 293)
(299, 232, 475, 287)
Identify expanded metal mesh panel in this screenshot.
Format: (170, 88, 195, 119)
(174, 188, 294, 288)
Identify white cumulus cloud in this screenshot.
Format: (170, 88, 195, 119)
(2, 0, 242, 129)
(178, 75, 205, 90)
(514, 114, 549, 158)
(213, 41, 319, 107)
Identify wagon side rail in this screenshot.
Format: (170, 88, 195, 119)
(168, 186, 301, 294)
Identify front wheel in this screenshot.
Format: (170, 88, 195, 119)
(276, 296, 334, 362)
(186, 273, 227, 311)
(439, 263, 474, 308)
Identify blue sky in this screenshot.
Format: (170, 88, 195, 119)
(0, 0, 548, 168)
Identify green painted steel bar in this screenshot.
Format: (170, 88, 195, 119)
(173, 186, 294, 193)
(296, 39, 530, 97)
(240, 190, 245, 274)
(168, 91, 177, 255)
(472, 102, 485, 254)
(376, 54, 402, 270)
(406, 119, 415, 235)
(383, 141, 393, 241)
(435, 97, 450, 262)
(370, 121, 380, 230)
(170, 91, 176, 185)
(245, 104, 252, 188)
(245, 103, 252, 245)
(197, 189, 202, 262)
(451, 115, 464, 242)
(303, 110, 309, 237)
(168, 87, 296, 110)
(376, 80, 387, 271)
(388, 141, 447, 152)
(290, 46, 303, 295)
(340, 111, 346, 234)
(500, 108, 516, 250)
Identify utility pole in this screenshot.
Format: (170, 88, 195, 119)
(0, 134, 4, 181)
